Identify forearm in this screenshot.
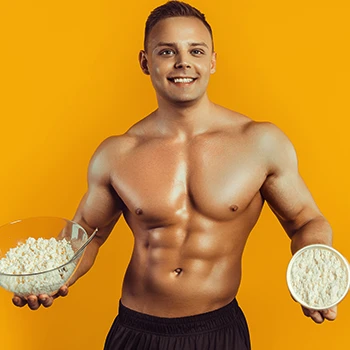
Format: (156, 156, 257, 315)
(68, 212, 119, 286)
(68, 239, 101, 286)
(290, 215, 332, 254)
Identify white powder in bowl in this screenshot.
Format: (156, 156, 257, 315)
(0, 237, 75, 296)
(289, 247, 349, 308)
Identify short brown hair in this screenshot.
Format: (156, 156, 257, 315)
(144, 1, 214, 51)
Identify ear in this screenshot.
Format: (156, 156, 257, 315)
(210, 52, 217, 74)
(139, 50, 150, 75)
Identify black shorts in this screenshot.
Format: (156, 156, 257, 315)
(104, 299, 251, 350)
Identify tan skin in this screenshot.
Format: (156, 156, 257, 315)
(13, 17, 336, 324)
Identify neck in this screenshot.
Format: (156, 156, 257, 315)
(154, 94, 217, 137)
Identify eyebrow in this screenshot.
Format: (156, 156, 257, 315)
(155, 42, 209, 49)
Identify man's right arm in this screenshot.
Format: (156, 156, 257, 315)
(13, 137, 124, 310)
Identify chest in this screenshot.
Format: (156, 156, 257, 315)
(112, 137, 267, 223)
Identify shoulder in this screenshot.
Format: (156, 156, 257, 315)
(89, 111, 159, 167)
(253, 121, 296, 153)
(216, 107, 290, 144)
(221, 113, 298, 174)
(245, 121, 291, 143)
(87, 134, 137, 182)
(246, 121, 298, 175)
(91, 134, 135, 161)
(212, 106, 294, 148)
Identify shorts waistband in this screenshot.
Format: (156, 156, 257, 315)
(117, 298, 240, 335)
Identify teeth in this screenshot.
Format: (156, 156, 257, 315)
(173, 78, 194, 83)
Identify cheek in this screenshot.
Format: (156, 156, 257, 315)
(149, 63, 166, 79)
(199, 64, 212, 78)
(197, 61, 212, 72)
(149, 68, 167, 90)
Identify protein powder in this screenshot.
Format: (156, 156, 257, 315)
(287, 244, 350, 309)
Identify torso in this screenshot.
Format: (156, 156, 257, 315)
(107, 107, 269, 316)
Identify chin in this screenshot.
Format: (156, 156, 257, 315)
(170, 98, 199, 106)
(157, 90, 205, 106)
(169, 93, 203, 103)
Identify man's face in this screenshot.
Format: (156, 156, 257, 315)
(139, 16, 216, 106)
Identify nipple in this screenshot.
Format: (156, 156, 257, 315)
(174, 268, 182, 275)
(230, 205, 239, 212)
(135, 208, 143, 215)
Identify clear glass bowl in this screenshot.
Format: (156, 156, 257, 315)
(0, 217, 97, 297)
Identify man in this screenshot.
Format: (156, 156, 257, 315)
(12, 1, 336, 349)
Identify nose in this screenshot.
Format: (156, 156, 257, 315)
(174, 53, 191, 69)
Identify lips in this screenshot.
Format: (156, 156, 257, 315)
(168, 77, 196, 83)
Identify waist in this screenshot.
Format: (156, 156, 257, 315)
(117, 298, 242, 335)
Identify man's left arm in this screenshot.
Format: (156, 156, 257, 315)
(258, 122, 336, 324)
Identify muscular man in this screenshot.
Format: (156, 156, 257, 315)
(13, 1, 336, 349)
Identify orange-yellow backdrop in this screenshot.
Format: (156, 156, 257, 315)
(1, 0, 349, 349)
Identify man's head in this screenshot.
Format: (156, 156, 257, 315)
(139, 1, 216, 107)
(144, 1, 214, 52)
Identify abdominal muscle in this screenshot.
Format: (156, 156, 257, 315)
(120, 217, 254, 317)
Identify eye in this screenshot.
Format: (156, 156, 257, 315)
(159, 49, 175, 56)
(191, 49, 205, 56)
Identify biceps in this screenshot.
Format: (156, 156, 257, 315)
(261, 172, 321, 230)
(74, 184, 123, 230)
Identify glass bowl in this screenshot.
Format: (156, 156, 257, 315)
(286, 244, 350, 310)
(0, 217, 97, 297)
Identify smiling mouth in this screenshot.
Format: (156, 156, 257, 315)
(168, 77, 196, 83)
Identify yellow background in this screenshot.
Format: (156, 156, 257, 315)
(1, 0, 349, 349)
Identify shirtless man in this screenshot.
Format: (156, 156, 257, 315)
(12, 1, 336, 349)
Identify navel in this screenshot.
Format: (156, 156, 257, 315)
(230, 205, 239, 212)
(174, 268, 183, 275)
(135, 208, 143, 215)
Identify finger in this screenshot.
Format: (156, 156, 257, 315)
(38, 294, 54, 308)
(309, 310, 325, 324)
(302, 306, 311, 317)
(301, 307, 325, 324)
(321, 306, 337, 321)
(12, 295, 27, 308)
(46, 285, 69, 303)
(27, 296, 41, 310)
(57, 285, 69, 298)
